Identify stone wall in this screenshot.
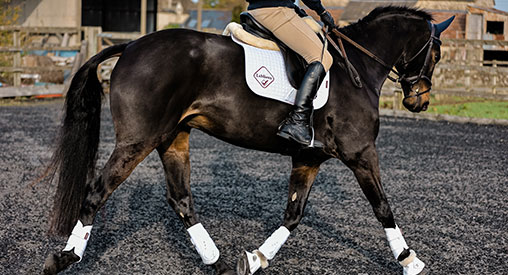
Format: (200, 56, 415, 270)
(13, 0, 81, 28)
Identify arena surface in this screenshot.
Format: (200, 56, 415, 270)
(0, 99, 506, 274)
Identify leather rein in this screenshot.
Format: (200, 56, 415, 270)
(323, 23, 441, 99)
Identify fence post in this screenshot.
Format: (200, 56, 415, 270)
(62, 40, 88, 96)
(141, 0, 147, 35)
(492, 60, 497, 95)
(12, 30, 21, 87)
(83, 27, 101, 60)
(393, 89, 402, 110)
(464, 54, 471, 92)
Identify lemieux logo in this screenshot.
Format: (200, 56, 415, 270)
(253, 66, 275, 88)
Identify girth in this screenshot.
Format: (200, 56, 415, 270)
(240, 12, 308, 89)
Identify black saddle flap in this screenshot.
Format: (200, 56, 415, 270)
(240, 12, 307, 89)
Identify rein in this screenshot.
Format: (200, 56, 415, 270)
(324, 24, 441, 99)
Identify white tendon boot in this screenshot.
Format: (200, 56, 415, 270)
(63, 220, 93, 262)
(187, 223, 220, 265)
(242, 226, 290, 274)
(385, 225, 425, 275)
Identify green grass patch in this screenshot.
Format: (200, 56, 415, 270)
(380, 95, 508, 120)
(427, 100, 508, 120)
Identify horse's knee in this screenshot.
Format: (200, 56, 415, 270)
(43, 250, 80, 275)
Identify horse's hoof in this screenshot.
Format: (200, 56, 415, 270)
(213, 259, 235, 275)
(43, 250, 80, 275)
(221, 270, 236, 275)
(236, 250, 264, 275)
(403, 256, 425, 275)
(236, 252, 250, 275)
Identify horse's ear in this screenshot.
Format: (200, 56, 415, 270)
(434, 16, 455, 37)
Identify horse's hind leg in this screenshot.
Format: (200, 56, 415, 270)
(43, 142, 155, 275)
(156, 128, 233, 275)
(347, 145, 424, 275)
(237, 156, 322, 275)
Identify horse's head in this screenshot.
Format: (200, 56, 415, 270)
(394, 16, 454, 113)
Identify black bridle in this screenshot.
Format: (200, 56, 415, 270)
(326, 22, 441, 99)
(397, 23, 441, 99)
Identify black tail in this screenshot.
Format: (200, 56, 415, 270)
(46, 43, 127, 236)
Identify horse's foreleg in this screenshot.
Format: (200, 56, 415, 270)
(350, 146, 424, 275)
(237, 158, 321, 275)
(157, 130, 232, 275)
(43, 143, 154, 275)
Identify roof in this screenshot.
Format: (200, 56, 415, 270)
(184, 9, 232, 30)
(469, 5, 508, 16)
(340, 0, 417, 21)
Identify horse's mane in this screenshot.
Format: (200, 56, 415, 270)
(340, 6, 433, 35)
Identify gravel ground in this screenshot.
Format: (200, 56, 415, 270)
(0, 99, 506, 275)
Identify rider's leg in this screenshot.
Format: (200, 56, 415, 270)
(249, 7, 333, 146)
(248, 7, 333, 69)
(277, 61, 326, 146)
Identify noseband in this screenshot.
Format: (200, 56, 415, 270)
(327, 22, 441, 99)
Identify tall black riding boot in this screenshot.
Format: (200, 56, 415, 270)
(277, 61, 326, 147)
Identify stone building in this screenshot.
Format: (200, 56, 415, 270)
(10, 0, 165, 32)
(321, 0, 506, 39)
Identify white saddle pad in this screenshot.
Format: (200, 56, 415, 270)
(232, 35, 329, 109)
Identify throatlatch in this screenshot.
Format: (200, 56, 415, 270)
(63, 220, 93, 262)
(187, 223, 220, 265)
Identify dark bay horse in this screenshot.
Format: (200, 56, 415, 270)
(43, 6, 454, 275)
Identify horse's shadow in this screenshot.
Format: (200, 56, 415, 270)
(64, 139, 398, 274)
(302, 187, 400, 272)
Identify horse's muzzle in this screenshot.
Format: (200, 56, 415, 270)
(402, 78, 431, 113)
(403, 92, 430, 113)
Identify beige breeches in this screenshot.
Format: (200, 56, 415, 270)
(248, 7, 333, 72)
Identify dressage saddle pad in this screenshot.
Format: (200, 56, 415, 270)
(230, 34, 330, 110)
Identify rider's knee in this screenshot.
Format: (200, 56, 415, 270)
(307, 51, 333, 72)
(322, 51, 333, 72)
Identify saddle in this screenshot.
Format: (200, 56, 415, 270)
(226, 12, 324, 89)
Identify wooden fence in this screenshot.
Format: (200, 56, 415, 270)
(0, 26, 101, 97)
(1, 30, 508, 102)
(380, 38, 508, 109)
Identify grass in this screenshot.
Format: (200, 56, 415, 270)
(426, 100, 508, 120)
(426, 95, 508, 120)
(381, 95, 508, 120)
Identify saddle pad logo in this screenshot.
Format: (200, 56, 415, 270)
(253, 66, 275, 88)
